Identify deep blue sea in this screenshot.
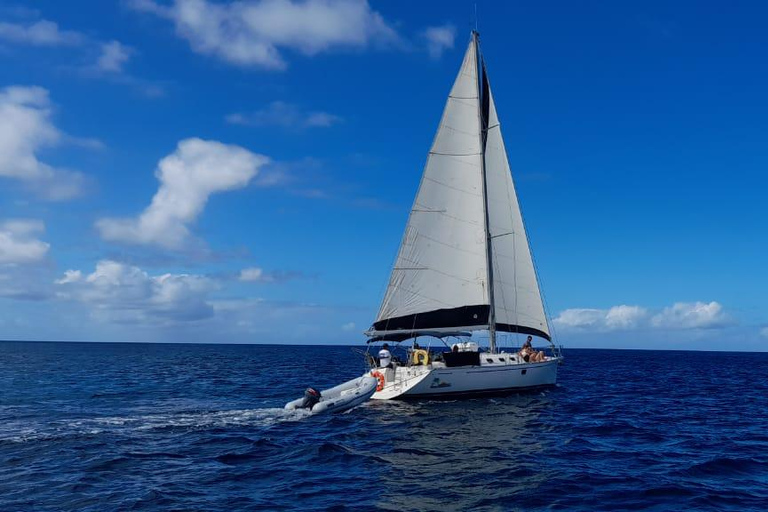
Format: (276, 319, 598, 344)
(1, 342, 767, 511)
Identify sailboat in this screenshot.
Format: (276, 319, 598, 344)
(362, 31, 562, 400)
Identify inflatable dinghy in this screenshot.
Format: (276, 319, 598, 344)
(285, 376, 377, 415)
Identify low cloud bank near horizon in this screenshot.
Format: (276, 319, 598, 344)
(553, 301, 732, 332)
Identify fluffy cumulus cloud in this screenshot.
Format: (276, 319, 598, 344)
(48, 261, 340, 338)
(96, 40, 133, 73)
(55, 260, 218, 323)
(422, 24, 455, 59)
(96, 138, 269, 249)
(650, 301, 731, 329)
(0, 86, 89, 200)
(0, 19, 84, 46)
(0, 219, 50, 264)
(128, 0, 400, 69)
(226, 101, 341, 129)
(554, 301, 731, 332)
(554, 305, 648, 331)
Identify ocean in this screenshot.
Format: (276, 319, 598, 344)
(1, 342, 767, 511)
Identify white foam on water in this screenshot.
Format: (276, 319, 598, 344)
(88, 407, 313, 431)
(0, 407, 312, 443)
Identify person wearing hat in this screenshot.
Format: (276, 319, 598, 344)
(378, 343, 392, 369)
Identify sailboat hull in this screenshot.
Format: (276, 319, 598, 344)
(370, 358, 559, 400)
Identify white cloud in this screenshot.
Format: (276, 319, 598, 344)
(555, 301, 731, 332)
(553, 308, 606, 329)
(554, 305, 648, 331)
(0, 15, 157, 94)
(0, 219, 50, 264)
(1, 219, 45, 235)
(760, 327, 768, 339)
(226, 101, 341, 129)
(423, 24, 455, 59)
(239, 267, 264, 281)
(0, 85, 89, 200)
(651, 301, 731, 329)
(603, 305, 648, 329)
(0, 19, 84, 46)
(96, 138, 269, 249)
(341, 321, 356, 331)
(54, 269, 82, 285)
(55, 260, 218, 323)
(238, 266, 304, 283)
(96, 40, 133, 73)
(128, 0, 400, 69)
(304, 111, 342, 128)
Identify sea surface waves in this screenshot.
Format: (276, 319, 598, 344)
(1, 342, 768, 511)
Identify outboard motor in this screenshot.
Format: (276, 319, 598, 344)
(299, 387, 322, 410)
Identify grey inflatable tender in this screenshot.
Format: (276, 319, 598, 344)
(284, 376, 377, 415)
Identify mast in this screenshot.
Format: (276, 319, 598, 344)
(474, 31, 497, 353)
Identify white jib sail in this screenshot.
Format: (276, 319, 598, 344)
(484, 83, 550, 339)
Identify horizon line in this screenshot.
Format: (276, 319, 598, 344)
(0, 339, 765, 354)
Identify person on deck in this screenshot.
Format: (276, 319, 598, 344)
(520, 336, 546, 362)
(378, 343, 393, 368)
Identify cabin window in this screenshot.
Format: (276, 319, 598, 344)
(498, 358, 505, 362)
(521, 369, 527, 375)
(486, 358, 494, 363)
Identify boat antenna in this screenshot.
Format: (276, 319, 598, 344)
(470, 2, 479, 34)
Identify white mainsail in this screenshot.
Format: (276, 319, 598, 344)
(369, 33, 550, 343)
(372, 35, 488, 335)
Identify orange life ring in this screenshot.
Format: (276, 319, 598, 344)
(371, 371, 385, 391)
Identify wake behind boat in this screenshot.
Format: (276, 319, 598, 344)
(360, 31, 563, 400)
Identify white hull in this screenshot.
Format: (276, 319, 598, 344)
(368, 355, 559, 400)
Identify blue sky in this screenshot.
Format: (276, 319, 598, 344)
(0, 0, 766, 350)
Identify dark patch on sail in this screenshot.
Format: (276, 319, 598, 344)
(372, 305, 490, 332)
(480, 59, 490, 149)
(496, 323, 552, 342)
